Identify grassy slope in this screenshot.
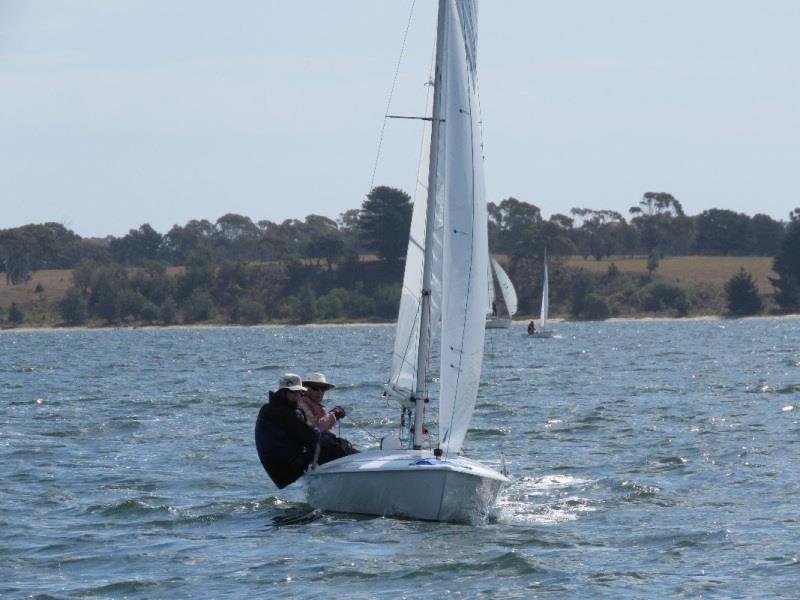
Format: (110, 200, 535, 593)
(566, 256, 777, 293)
(0, 257, 779, 324)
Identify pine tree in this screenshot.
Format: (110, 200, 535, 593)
(770, 216, 800, 312)
(725, 268, 762, 316)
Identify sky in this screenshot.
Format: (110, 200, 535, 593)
(2, 1, 798, 238)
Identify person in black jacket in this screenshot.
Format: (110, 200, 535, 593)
(255, 373, 356, 489)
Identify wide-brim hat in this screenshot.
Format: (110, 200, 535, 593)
(278, 373, 307, 392)
(303, 372, 335, 390)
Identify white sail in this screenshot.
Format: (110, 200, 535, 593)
(490, 257, 517, 318)
(540, 257, 549, 331)
(387, 192, 442, 406)
(436, 0, 488, 456)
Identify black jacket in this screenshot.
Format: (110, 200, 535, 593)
(254, 391, 317, 489)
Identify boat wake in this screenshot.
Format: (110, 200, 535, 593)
(492, 475, 596, 525)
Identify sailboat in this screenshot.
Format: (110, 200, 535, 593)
(529, 252, 553, 338)
(486, 257, 518, 329)
(305, 0, 509, 523)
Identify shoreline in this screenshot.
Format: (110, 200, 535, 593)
(2, 313, 798, 334)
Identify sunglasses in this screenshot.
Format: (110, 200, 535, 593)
(305, 385, 326, 392)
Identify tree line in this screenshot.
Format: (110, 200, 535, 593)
(2, 187, 799, 326)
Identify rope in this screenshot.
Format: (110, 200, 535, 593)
(369, 0, 417, 191)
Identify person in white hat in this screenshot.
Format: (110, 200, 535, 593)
(297, 372, 346, 433)
(254, 373, 315, 488)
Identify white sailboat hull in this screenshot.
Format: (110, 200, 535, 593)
(305, 449, 508, 523)
(485, 316, 512, 329)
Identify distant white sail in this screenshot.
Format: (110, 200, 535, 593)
(491, 257, 517, 318)
(540, 256, 549, 331)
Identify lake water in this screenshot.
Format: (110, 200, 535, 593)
(2, 318, 798, 599)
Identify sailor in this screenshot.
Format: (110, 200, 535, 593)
(527, 320, 536, 335)
(254, 373, 317, 489)
(297, 372, 346, 433)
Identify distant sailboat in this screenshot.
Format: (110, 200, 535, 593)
(486, 257, 518, 329)
(305, 0, 509, 523)
(529, 252, 553, 338)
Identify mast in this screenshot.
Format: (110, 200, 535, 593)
(412, 0, 447, 450)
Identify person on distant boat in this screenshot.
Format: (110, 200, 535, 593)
(492, 301, 498, 317)
(527, 320, 536, 335)
(254, 373, 354, 489)
(298, 372, 345, 433)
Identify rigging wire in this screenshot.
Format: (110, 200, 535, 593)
(369, 0, 418, 192)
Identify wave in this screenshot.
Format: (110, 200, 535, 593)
(494, 475, 596, 525)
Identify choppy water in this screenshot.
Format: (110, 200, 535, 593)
(1, 318, 799, 599)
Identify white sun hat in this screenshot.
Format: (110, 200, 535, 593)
(302, 372, 335, 390)
(278, 373, 307, 392)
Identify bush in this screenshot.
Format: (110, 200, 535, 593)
(316, 289, 347, 320)
(8, 302, 24, 324)
(582, 293, 611, 320)
(292, 286, 317, 324)
(569, 270, 595, 318)
(371, 284, 401, 319)
(60, 288, 88, 325)
(139, 299, 160, 322)
(235, 298, 265, 324)
(638, 279, 695, 316)
(118, 289, 147, 320)
(725, 268, 762, 316)
(181, 289, 215, 323)
(159, 297, 178, 324)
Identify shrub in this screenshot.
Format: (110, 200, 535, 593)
(569, 270, 595, 318)
(582, 293, 611, 320)
(60, 288, 88, 325)
(34, 283, 44, 294)
(8, 302, 24, 324)
(117, 289, 147, 320)
(139, 299, 160, 322)
(159, 297, 178, 325)
(236, 298, 265, 324)
(638, 279, 695, 316)
(371, 284, 401, 319)
(725, 268, 762, 316)
(316, 289, 346, 320)
(181, 289, 215, 323)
